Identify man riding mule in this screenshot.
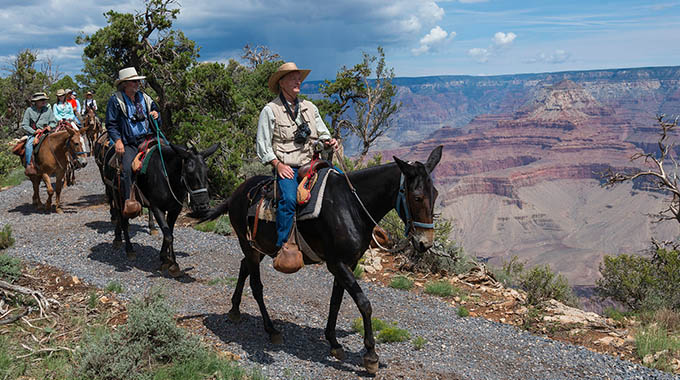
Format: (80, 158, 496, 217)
(20, 92, 56, 176)
(102, 66, 218, 276)
(203, 143, 443, 375)
(256, 62, 339, 271)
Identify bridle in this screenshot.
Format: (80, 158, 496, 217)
(395, 173, 435, 235)
(162, 154, 209, 208)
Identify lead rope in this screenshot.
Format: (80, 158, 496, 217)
(333, 150, 399, 252)
(151, 117, 184, 206)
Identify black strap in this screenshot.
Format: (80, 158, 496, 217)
(279, 92, 299, 123)
(31, 109, 46, 132)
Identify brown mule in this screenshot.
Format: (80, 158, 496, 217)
(82, 106, 102, 156)
(27, 124, 88, 213)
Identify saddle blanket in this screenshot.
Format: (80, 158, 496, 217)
(248, 167, 337, 222)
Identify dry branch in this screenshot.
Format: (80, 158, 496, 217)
(0, 279, 60, 318)
(603, 115, 680, 224)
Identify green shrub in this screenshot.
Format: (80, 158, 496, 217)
(194, 215, 231, 236)
(457, 306, 470, 318)
(148, 350, 255, 380)
(635, 324, 680, 371)
(0, 224, 15, 250)
(105, 281, 124, 293)
(389, 275, 414, 290)
(352, 317, 412, 343)
(352, 317, 410, 343)
(412, 336, 427, 350)
(519, 264, 578, 307)
(424, 280, 459, 297)
(493, 256, 526, 288)
(0, 252, 20, 283)
(353, 261, 364, 279)
(88, 291, 99, 310)
(377, 326, 410, 343)
(0, 144, 21, 181)
(207, 277, 237, 287)
(597, 246, 680, 311)
(76, 289, 203, 380)
(603, 307, 631, 323)
(351, 317, 390, 336)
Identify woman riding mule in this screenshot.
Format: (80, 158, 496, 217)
(203, 145, 443, 375)
(26, 122, 87, 213)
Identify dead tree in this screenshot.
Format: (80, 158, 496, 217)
(604, 115, 680, 224)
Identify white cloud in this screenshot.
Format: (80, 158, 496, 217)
(493, 32, 516, 46)
(468, 31, 517, 63)
(37, 46, 84, 61)
(526, 49, 572, 64)
(412, 26, 455, 55)
(468, 47, 490, 63)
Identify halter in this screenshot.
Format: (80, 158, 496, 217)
(395, 173, 435, 235)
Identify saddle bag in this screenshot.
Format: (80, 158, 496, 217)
(273, 223, 304, 274)
(123, 184, 142, 219)
(11, 140, 26, 156)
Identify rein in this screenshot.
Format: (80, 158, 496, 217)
(332, 150, 434, 251)
(151, 117, 208, 207)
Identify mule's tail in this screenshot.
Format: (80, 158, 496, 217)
(200, 198, 230, 222)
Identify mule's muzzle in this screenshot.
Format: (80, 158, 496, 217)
(189, 189, 210, 216)
(75, 158, 88, 170)
(411, 228, 434, 253)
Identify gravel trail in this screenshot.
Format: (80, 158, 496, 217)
(1, 158, 678, 380)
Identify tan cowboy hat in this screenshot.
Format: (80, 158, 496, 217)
(114, 67, 146, 87)
(31, 92, 48, 102)
(65, 88, 73, 94)
(268, 62, 311, 94)
(56, 89, 66, 97)
(86, 91, 93, 96)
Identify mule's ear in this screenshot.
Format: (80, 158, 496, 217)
(394, 156, 416, 177)
(201, 143, 220, 158)
(170, 143, 190, 158)
(425, 145, 443, 173)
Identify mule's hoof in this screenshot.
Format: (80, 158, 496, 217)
(270, 333, 283, 345)
(168, 264, 182, 278)
(227, 310, 241, 323)
(160, 262, 170, 271)
(149, 229, 159, 236)
(330, 347, 346, 360)
(363, 356, 379, 375)
(55, 208, 63, 214)
(126, 250, 136, 260)
(112, 240, 122, 249)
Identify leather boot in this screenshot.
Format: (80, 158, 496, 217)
(24, 162, 37, 176)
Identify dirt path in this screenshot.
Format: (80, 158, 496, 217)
(1, 157, 676, 380)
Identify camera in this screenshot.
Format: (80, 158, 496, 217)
(130, 111, 146, 123)
(294, 122, 311, 144)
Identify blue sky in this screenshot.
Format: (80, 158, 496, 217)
(1, 0, 679, 81)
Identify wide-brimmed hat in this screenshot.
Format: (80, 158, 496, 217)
(268, 62, 310, 94)
(31, 92, 48, 102)
(65, 88, 73, 94)
(56, 89, 66, 97)
(114, 67, 146, 87)
(86, 91, 93, 96)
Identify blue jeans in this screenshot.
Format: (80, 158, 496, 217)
(25, 135, 35, 166)
(276, 167, 298, 248)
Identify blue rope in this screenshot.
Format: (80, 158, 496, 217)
(151, 117, 168, 177)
